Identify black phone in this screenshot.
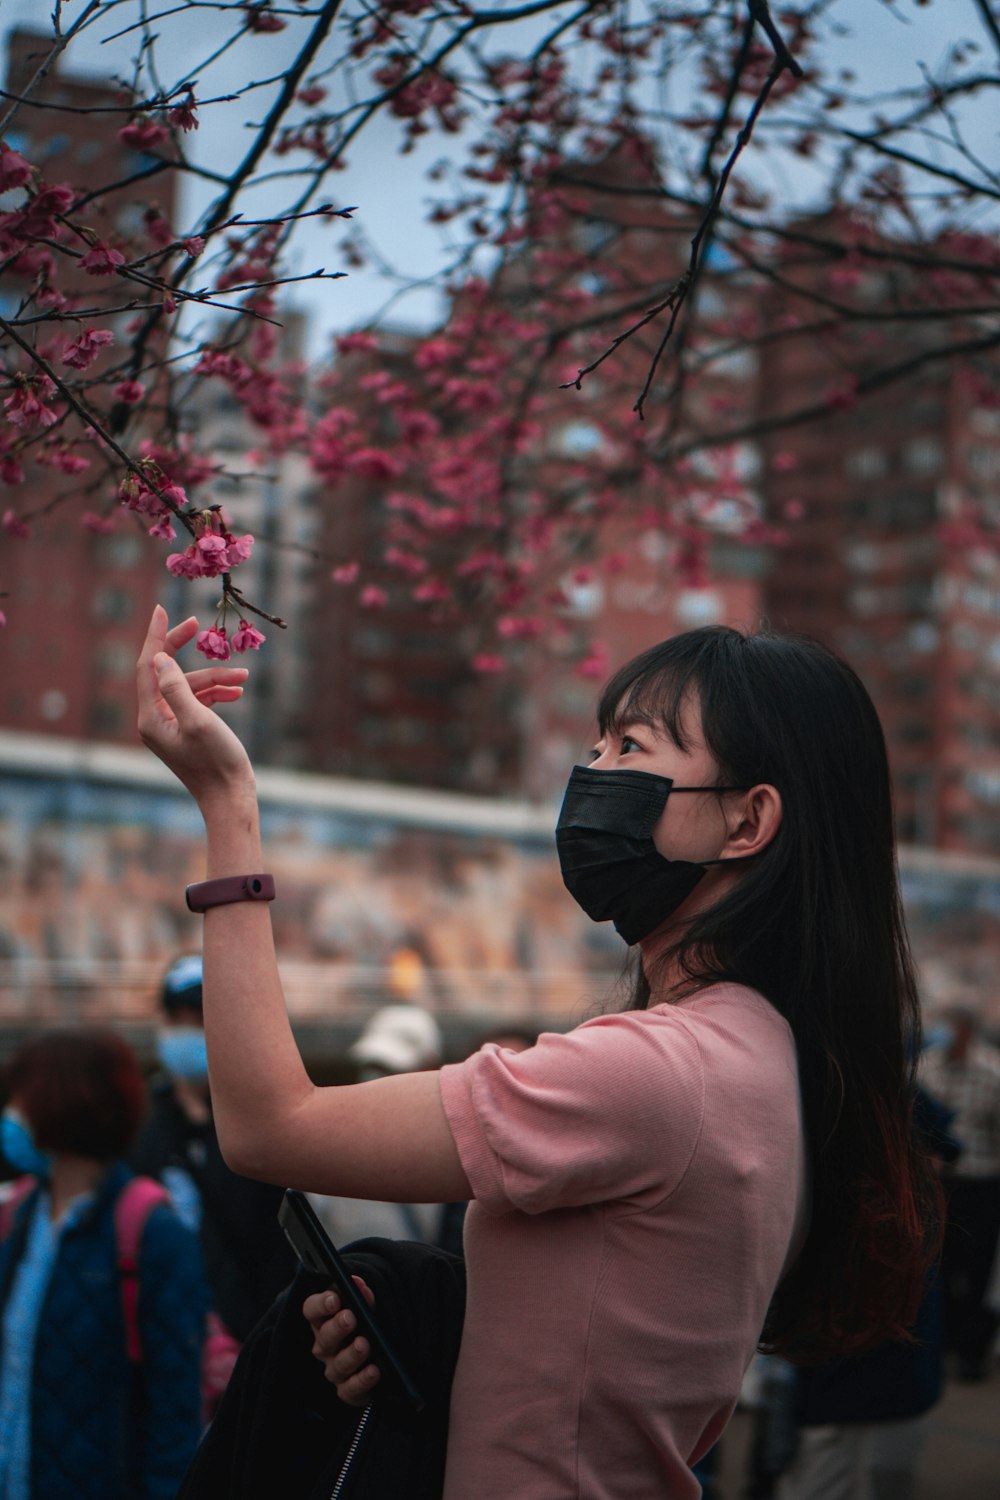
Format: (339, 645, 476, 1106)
(278, 1187, 424, 1413)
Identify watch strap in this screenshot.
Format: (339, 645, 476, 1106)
(185, 873, 276, 913)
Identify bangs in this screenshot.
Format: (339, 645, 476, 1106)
(597, 646, 705, 752)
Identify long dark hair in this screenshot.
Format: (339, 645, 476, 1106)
(599, 625, 939, 1359)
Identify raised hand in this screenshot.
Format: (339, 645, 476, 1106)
(136, 605, 255, 809)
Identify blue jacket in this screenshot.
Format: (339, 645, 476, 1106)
(0, 1162, 207, 1500)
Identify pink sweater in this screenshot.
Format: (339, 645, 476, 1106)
(438, 983, 807, 1499)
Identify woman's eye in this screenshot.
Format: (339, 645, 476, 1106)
(621, 735, 641, 754)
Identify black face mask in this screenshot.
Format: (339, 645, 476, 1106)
(555, 765, 748, 946)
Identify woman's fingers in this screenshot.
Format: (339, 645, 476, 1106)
(187, 665, 249, 697)
(302, 1284, 382, 1403)
(164, 615, 200, 654)
(186, 665, 249, 689)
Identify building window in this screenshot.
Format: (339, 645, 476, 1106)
(91, 586, 136, 624)
(40, 689, 68, 722)
(88, 699, 125, 736)
(902, 437, 944, 474)
(968, 446, 1000, 482)
(844, 446, 888, 480)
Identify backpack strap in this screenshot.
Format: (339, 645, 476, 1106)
(114, 1176, 170, 1363)
(0, 1176, 38, 1241)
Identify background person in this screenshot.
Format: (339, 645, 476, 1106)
(138, 609, 938, 1500)
(309, 1002, 451, 1247)
(774, 1086, 960, 1500)
(0, 1027, 206, 1500)
(920, 1004, 1000, 1381)
(131, 953, 295, 1342)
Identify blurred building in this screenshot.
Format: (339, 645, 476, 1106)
(0, 31, 318, 768)
(2, 42, 996, 860)
(756, 234, 1000, 855)
(301, 146, 767, 798)
(0, 29, 175, 745)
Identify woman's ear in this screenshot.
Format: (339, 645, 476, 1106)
(723, 784, 782, 860)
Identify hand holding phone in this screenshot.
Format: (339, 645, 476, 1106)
(278, 1188, 424, 1413)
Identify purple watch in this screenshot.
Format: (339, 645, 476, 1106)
(185, 873, 276, 913)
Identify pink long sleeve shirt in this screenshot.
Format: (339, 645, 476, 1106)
(438, 982, 808, 1499)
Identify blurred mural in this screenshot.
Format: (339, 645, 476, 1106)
(1, 734, 997, 1042)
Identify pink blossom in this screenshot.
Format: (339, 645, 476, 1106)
(244, 3, 286, 31)
(347, 447, 404, 481)
(34, 184, 75, 214)
(119, 118, 169, 150)
(166, 548, 209, 580)
(113, 380, 146, 405)
(0, 456, 25, 484)
(472, 654, 506, 674)
(297, 85, 327, 106)
(415, 337, 458, 369)
(145, 211, 175, 247)
(121, 485, 165, 519)
(360, 585, 387, 609)
(3, 508, 30, 539)
(81, 511, 116, 534)
(197, 533, 228, 560)
(79, 242, 126, 276)
(0, 146, 32, 191)
(412, 579, 451, 604)
(384, 546, 427, 576)
(169, 99, 199, 132)
(400, 410, 440, 444)
(42, 448, 90, 475)
(183, 236, 205, 256)
(823, 378, 858, 412)
(771, 451, 797, 472)
(575, 644, 610, 681)
(196, 626, 230, 660)
(0, 610, 6, 628)
(498, 615, 544, 640)
(232, 620, 266, 652)
(783, 499, 805, 520)
(223, 532, 254, 567)
(335, 331, 377, 356)
(4, 380, 58, 430)
(61, 328, 115, 369)
(148, 515, 176, 541)
(331, 562, 360, 584)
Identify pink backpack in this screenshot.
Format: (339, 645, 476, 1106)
(0, 1174, 240, 1423)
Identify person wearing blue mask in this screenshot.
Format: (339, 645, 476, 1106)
(130, 954, 295, 1343)
(0, 1027, 206, 1500)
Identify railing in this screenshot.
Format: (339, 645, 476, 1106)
(0, 957, 621, 1030)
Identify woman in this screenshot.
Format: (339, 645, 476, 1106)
(137, 608, 936, 1500)
(0, 1027, 207, 1500)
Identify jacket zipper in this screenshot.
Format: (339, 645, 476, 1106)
(329, 1403, 372, 1500)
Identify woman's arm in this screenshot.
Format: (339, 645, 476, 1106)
(136, 606, 470, 1203)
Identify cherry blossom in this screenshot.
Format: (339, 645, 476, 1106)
(3, 509, 31, 539)
(196, 626, 230, 660)
(79, 243, 127, 276)
(61, 328, 114, 370)
(232, 620, 266, 651)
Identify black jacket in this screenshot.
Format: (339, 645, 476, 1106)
(179, 1238, 466, 1500)
(130, 1077, 295, 1339)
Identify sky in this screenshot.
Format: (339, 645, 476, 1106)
(0, 0, 987, 360)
